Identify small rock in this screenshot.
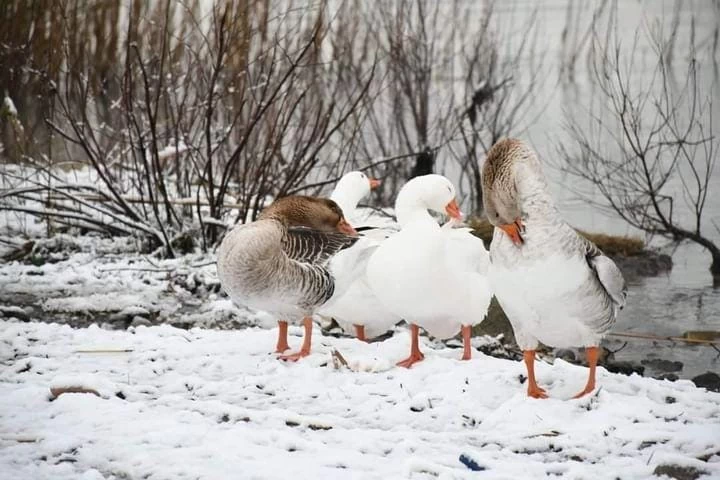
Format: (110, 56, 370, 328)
(641, 359, 683, 372)
(554, 349, 576, 363)
(130, 316, 152, 327)
(308, 424, 332, 431)
(0, 305, 29, 321)
(691, 372, 720, 393)
(109, 306, 152, 325)
(604, 361, 645, 376)
(655, 373, 679, 382)
(653, 464, 705, 480)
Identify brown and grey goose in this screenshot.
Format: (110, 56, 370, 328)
(217, 196, 358, 361)
(483, 138, 627, 398)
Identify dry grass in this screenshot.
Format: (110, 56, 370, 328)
(576, 231, 645, 256)
(468, 217, 645, 256)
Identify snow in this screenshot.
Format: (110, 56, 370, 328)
(155, 141, 189, 162)
(1, 320, 718, 479)
(2, 95, 18, 117)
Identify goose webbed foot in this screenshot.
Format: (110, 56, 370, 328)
(397, 323, 424, 368)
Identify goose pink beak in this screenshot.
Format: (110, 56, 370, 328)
(445, 199, 463, 220)
(337, 218, 358, 236)
(369, 178, 381, 190)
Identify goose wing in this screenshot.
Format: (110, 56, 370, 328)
(282, 227, 359, 265)
(582, 237, 627, 310)
(442, 222, 490, 274)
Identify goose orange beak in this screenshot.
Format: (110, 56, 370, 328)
(499, 218, 524, 245)
(445, 199, 463, 220)
(369, 178, 381, 190)
(337, 218, 358, 236)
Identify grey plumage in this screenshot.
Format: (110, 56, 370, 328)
(584, 238, 628, 313)
(484, 138, 627, 350)
(217, 219, 357, 323)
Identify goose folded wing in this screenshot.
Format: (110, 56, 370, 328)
(583, 238, 628, 309)
(282, 227, 359, 265)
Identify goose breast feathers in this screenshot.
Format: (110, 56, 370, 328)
(217, 219, 357, 322)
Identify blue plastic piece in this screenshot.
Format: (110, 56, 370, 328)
(459, 453, 486, 471)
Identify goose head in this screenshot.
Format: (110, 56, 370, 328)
(394, 174, 462, 227)
(260, 195, 357, 235)
(482, 138, 539, 245)
(330, 171, 381, 216)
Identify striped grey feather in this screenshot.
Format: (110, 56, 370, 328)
(562, 231, 623, 335)
(582, 238, 628, 310)
(217, 219, 358, 322)
(282, 227, 358, 265)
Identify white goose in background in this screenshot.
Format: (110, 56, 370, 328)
(217, 196, 359, 361)
(329, 171, 381, 226)
(366, 174, 493, 367)
(319, 171, 401, 341)
(483, 138, 627, 398)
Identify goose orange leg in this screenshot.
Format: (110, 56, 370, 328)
(573, 346, 599, 398)
(279, 317, 312, 362)
(274, 321, 290, 353)
(460, 325, 472, 361)
(397, 324, 425, 368)
(523, 350, 548, 399)
(354, 324, 367, 342)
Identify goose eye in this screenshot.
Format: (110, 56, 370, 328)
(495, 212, 499, 218)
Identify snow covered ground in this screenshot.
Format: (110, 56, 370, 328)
(1, 319, 719, 479)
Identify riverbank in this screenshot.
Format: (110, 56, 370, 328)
(1, 228, 717, 386)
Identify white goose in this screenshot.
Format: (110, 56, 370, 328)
(329, 171, 381, 226)
(217, 196, 358, 361)
(366, 174, 492, 367)
(319, 171, 401, 341)
(483, 138, 627, 398)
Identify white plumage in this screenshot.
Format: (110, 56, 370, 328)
(366, 174, 492, 365)
(320, 171, 401, 339)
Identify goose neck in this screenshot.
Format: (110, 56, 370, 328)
(330, 188, 363, 219)
(515, 163, 557, 216)
(395, 193, 435, 228)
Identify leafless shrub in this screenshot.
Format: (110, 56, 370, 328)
(1, 1, 376, 255)
(558, 17, 720, 275)
(2, 0, 547, 249)
(449, 2, 548, 215)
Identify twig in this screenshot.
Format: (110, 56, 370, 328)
(73, 349, 135, 354)
(97, 267, 172, 273)
(191, 260, 217, 268)
(43, 193, 244, 209)
(605, 341, 628, 355)
(609, 331, 720, 346)
(331, 349, 349, 369)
